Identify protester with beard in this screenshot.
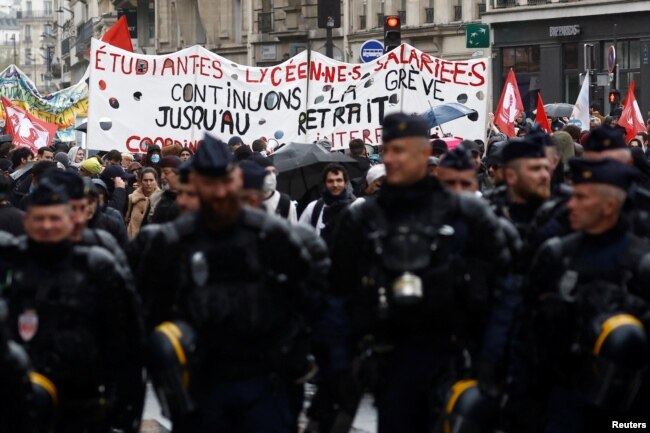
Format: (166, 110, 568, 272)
(299, 163, 355, 240)
(144, 156, 182, 224)
(131, 134, 324, 433)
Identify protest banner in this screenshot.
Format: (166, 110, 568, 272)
(0, 65, 88, 141)
(88, 39, 489, 152)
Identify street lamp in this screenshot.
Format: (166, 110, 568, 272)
(56, 7, 74, 14)
(25, 54, 37, 89)
(9, 34, 16, 65)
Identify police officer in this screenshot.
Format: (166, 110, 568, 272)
(485, 129, 552, 238)
(0, 179, 145, 432)
(527, 158, 650, 432)
(326, 113, 512, 433)
(437, 146, 480, 194)
(40, 169, 132, 275)
(132, 135, 323, 433)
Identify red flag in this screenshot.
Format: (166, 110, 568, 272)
(619, 81, 646, 142)
(494, 69, 524, 137)
(535, 93, 552, 133)
(101, 16, 133, 52)
(2, 97, 58, 153)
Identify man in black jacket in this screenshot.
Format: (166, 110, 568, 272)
(326, 113, 513, 433)
(0, 180, 145, 432)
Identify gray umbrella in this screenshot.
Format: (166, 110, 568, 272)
(269, 142, 362, 202)
(534, 103, 574, 118)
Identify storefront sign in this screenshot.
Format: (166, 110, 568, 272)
(549, 25, 580, 37)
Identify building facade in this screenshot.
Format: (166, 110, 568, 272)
(17, 0, 57, 92)
(0, 15, 19, 70)
(483, 0, 650, 117)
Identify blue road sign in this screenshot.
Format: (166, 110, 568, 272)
(360, 40, 384, 63)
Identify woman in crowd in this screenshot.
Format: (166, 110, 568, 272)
(126, 167, 160, 239)
(67, 145, 84, 168)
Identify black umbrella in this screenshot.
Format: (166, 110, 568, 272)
(75, 122, 87, 133)
(269, 142, 363, 202)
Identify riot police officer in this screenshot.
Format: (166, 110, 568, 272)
(132, 135, 323, 433)
(485, 129, 553, 239)
(0, 296, 36, 432)
(326, 113, 512, 433)
(40, 169, 132, 277)
(0, 179, 145, 432)
(527, 158, 650, 432)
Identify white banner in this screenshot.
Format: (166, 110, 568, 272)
(88, 39, 489, 152)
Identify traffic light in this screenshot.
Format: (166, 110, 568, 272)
(383, 15, 401, 53)
(609, 89, 621, 106)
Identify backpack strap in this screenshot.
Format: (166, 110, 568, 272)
(276, 193, 291, 219)
(311, 199, 325, 228)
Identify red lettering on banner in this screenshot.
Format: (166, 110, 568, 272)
(95, 47, 107, 71)
(161, 58, 176, 76)
(453, 62, 468, 85)
(109, 52, 120, 72)
(470, 62, 486, 86)
(285, 64, 296, 82)
(198, 56, 210, 77)
(323, 66, 336, 83)
(310, 62, 322, 81)
(126, 135, 204, 153)
(337, 66, 346, 82)
(211, 60, 223, 79)
(439, 61, 454, 83)
(297, 62, 307, 80)
(270, 66, 283, 87)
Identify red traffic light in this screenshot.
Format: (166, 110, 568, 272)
(386, 16, 400, 27)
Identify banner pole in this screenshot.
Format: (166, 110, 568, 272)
(305, 44, 311, 143)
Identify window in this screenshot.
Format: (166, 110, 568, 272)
(148, 1, 155, 40)
(44, 1, 52, 15)
(502, 46, 540, 73)
(24, 24, 31, 41)
(564, 43, 579, 103)
(25, 48, 31, 64)
(564, 43, 578, 70)
(26, 1, 31, 12)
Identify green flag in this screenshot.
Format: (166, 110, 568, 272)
(466, 24, 489, 48)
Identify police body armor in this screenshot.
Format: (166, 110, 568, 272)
(540, 232, 650, 409)
(148, 321, 196, 418)
(351, 193, 493, 348)
(440, 379, 496, 433)
(0, 238, 136, 430)
(589, 314, 648, 411)
(156, 210, 314, 385)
